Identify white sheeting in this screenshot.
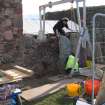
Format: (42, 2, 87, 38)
(76, 99, 96, 105)
(23, 19, 79, 34)
(76, 100, 90, 105)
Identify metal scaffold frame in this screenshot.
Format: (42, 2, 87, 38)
(92, 13, 105, 105)
(39, 0, 86, 40)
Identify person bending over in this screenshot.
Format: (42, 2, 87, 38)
(53, 17, 72, 36)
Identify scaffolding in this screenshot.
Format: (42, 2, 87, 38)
(92, 13, 105, 105)
(39, 0, 86, 40)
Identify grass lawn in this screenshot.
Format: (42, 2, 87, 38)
(23, 89, 74, 105)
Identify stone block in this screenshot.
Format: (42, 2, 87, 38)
(13, 18, 23, 28)
(4, 42, 14, 52)
(0, 27, 5, 33)
(0, 43, 4, 50)
(0, 36, 4, 42)
(13, 27, 18, 35)
(14, 0, 21, 3)
(3, 30, 13, 41)
(3, 0, 11, 8)
(4, 8, 14, 18)
(3, 0, 16, 7)
(2, 19, 12, 28)
(17, 28, 23, 35)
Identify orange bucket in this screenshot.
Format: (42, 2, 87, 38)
(66, 83, 82, 97)
(85, 80, 100, 96)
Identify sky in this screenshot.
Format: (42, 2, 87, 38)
(22, 0, 105, 16)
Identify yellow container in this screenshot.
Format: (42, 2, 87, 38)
(85, 60, 92, 68)
(66, 83, 81, 97)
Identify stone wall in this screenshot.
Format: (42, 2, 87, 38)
(0, 0, 23, 64)
(20, 35, 60, 78)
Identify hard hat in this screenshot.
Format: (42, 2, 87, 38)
(62, 17, 69, 21)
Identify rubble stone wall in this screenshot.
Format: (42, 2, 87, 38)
(22, 36, 60, 78)
(0, 0, 23, 64)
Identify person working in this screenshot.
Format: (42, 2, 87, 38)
(53, 17, 72, 36)
(65, 53, 79, 75)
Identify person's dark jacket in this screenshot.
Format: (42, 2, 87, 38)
(53, 20, 69, 36)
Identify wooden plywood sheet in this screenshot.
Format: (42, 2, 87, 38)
(79, 68, 101, 79)
(49, 69, 94, 82)
(21, 78, 82, 101)
(0, 65, 34, 85)
(79, 68, 93, 77)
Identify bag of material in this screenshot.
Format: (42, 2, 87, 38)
(59, 35, 71, 65)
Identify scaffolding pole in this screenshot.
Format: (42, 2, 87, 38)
(92, 13, 105, 105)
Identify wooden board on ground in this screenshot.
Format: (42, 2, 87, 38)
(48, 67, 102, 82)
(96, 64, 105, 69)
(79, 68, 93, 77)
(0, 65, 34, 85)
(4, 65, 33, 79)
(48, 69, 96, 82)
(21, 78, 83, 101)
(79, 68, 101, 79)
(48, 74, 68, 81)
